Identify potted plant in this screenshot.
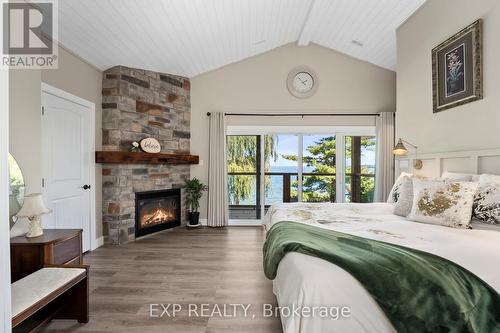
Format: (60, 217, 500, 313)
(184, 178, 207, 226)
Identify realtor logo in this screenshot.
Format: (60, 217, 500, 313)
(2, 0, 58, 68)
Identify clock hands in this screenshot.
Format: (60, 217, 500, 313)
(288, 69, 315, 97)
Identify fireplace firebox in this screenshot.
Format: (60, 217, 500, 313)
(135, 188, 181, 238)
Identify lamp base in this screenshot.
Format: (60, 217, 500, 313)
(26, 217, 44, 238)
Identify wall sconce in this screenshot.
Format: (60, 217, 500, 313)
(393, 138, 423, 170)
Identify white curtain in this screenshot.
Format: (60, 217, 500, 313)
(207, 112, 229, 227)
(374, 112, 395, 202)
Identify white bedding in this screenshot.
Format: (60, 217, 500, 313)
(263, 202, 500, 333)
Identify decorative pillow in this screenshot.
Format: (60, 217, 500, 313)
(393, 175, 414, 217)
(441, 171, 476, 182)
(388, 173, 439, 203)
(387, 172, 413, 203)
(473, 174, 500, 224)
(408, 180, 478, 229)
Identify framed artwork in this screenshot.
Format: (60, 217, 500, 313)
(432, 20, 482, 113)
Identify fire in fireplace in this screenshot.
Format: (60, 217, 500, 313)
(135, 188, 181, 238)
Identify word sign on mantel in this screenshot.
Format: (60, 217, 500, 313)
(140, 138, 161, 153)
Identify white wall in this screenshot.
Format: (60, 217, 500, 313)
(9, 45, 104, 241)
(191, 43, 396, 218)
(9, 70, 42, 194)
(42, 46, 103, 238)
(396, 0, 500, 153)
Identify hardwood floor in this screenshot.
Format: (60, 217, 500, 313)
(44, 226, 282, 333)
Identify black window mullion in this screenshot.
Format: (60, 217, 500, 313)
(256, 135, 261, 219)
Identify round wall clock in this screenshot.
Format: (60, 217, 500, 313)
(287, 66, 318, 99)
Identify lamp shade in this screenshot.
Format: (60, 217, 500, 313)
(16, 193, 52, 217)
(393, 139, 408, 156)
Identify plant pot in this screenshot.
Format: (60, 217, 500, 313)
(188, 212, 200, 226)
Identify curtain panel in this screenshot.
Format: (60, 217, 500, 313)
(374, 112, 395, 202)
(207, 112, 229, 227)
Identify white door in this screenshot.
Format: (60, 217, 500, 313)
(42, 91, 92, 252)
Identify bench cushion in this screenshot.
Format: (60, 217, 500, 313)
(12, 267, 86, 318)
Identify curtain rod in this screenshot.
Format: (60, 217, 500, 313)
(206, 112, 380, 117)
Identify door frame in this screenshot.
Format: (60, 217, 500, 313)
(1, 63, 12, 332)
(41, 83, 98, 251)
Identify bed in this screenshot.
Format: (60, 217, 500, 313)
(262, 202, 500, 333)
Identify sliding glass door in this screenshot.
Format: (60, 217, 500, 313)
(227, 129, 376, 222)
(227, 135, 260, 219)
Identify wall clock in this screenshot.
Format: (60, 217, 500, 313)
(287, 66, 318, 99)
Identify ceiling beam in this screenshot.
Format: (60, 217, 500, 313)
(297, 0, 319, 46)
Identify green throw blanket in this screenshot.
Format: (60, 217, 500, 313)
(263, 221, 500, 333)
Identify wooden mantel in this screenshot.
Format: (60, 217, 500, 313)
(95, 151, 199, 165)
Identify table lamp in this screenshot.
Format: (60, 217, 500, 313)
(16, 193, 52, 238)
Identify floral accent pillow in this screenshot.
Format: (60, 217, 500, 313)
(408, 180, 478, 229)
(393, 175, 414, 217)
(473, 174, 500, 224)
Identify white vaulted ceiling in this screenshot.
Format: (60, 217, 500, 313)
(58, 0, 426, 77)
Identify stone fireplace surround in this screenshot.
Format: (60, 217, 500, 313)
(101, 66, 191, 244)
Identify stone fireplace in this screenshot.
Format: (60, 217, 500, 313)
(101, 66, 191, 244)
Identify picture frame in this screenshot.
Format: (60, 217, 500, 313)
(432, 20, 482, 113)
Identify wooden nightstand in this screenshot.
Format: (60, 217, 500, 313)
(10, 229, 83, 282)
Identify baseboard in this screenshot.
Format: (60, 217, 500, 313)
(228, 220, 263, 226)
(199, 218, 262, 227)
(91, 236, 104, 251)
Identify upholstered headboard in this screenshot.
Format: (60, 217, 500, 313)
(396, 148, 500, 177)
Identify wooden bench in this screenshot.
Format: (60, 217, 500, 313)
(11, 265, 89, 333)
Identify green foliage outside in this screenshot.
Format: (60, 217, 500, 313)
(226, 135, 376, 205)
(344, 137, 376, 203)
(226, 136, 276, 205)
(282, 136, 337, 202)
(281, 136, 375, 202)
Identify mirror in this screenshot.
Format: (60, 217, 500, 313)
(9, 153, 25, 229)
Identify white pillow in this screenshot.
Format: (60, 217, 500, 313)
(408, 180, 478, 229)
(441, 171, 478, 182)
(388, 173, 441, 203)
(393, 175, 414, 217)
(473, 174, 500, 224)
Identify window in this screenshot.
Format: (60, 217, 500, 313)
(226, 129, 376, 222)
(264, 134, 299, 208)
(302, 135, 337, 203)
